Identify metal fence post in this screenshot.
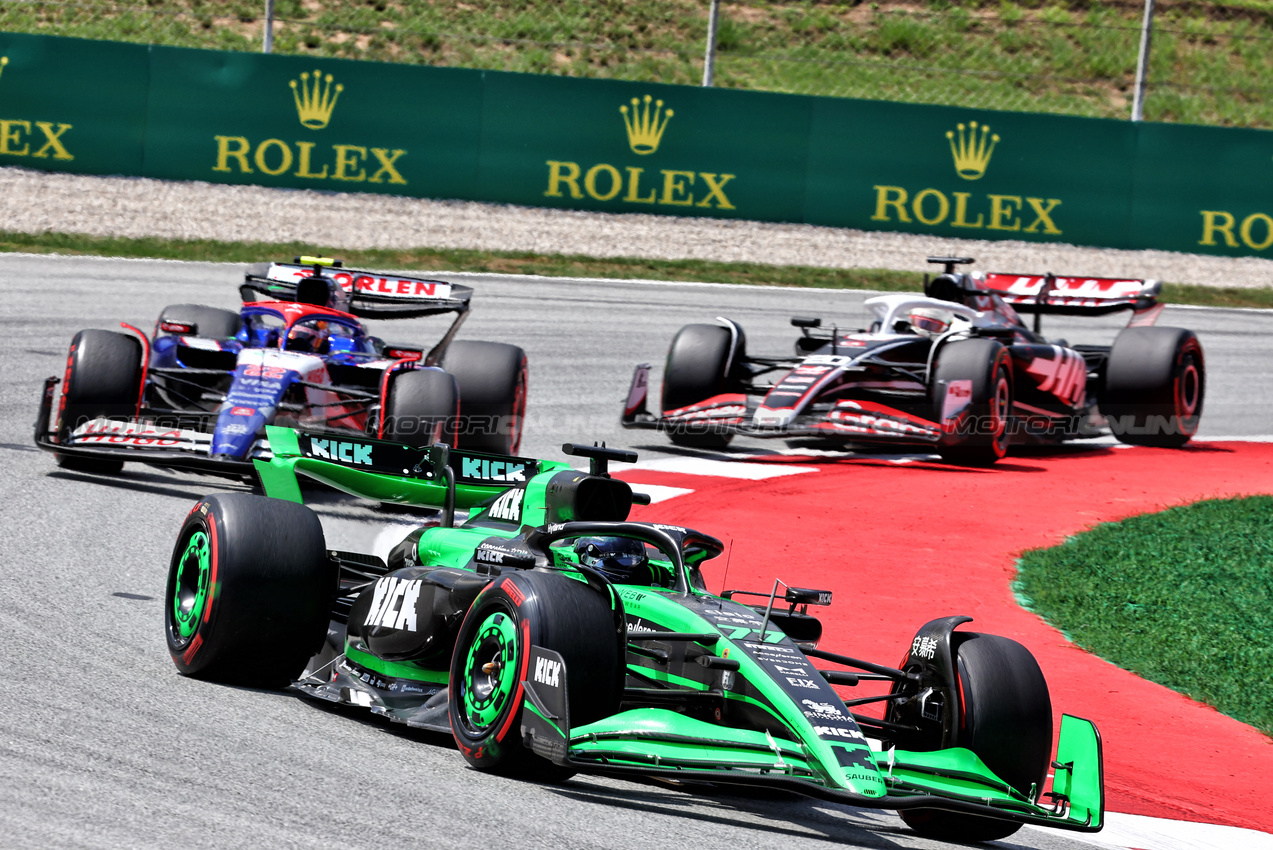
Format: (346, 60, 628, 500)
(263, 0, 275, 54)
(703, 0, 720, 87)
(1131, 0, 1155, 121)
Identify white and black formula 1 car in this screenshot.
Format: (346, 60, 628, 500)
(35, 258, 527, 479)
(623, 257, 1204, 464)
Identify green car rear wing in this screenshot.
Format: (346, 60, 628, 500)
(256, 425, 566, 510)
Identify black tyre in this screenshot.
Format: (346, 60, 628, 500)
(661, 322, 739, 449)
(156, 304, 241, 339)
(442, 340, 528, 455)
(55, 329, 143, 474)
(382, 368, 459, 448)
(900, 633, 1053, 843)
(1103, 327, 1204, 448)
(932, 338, 1012, 465)
(449, 571, 623, 780)
(165, 493, 335, 687)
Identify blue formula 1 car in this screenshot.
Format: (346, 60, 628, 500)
(35, 258, 528, 479)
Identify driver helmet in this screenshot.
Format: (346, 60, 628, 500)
(286, 320, 330, 353)
(574, 536, 648, 584)
(908, 306, 954, 338)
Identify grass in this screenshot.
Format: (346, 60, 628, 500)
(1014, 496, 1273, 737)
(4, 1, 1273, 127)
(0, 229, 924, 290)
(2, 229, 1271, 309)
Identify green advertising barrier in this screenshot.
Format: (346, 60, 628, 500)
(1132, 121, 1273, 256)
(144, 46, 484, 199)
(475, 73, 812, 221)
(3, 32, 1273, 260)
(0, 32, 147, 175)
(806, 99, 1139, 250)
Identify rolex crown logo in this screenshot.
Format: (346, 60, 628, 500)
(621, 95, 673, 155)
(290, 70, 344, 130)
(0, 56, 8, 85)
(946, 121, 999, 181)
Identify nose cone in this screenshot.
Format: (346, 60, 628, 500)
(211, 407, 270, 458)
(753, 406, 797, 428)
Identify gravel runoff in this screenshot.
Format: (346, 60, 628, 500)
(6, 165, 1273, 289)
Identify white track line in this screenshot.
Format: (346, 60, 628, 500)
(1195, 434, 1273, 442)
(629, 483, 695, 504)
(1029, 811, 1273, 850)
(629, 457, 818, 479)
(420, 268, 1273, 311)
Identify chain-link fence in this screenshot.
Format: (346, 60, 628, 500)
(3, 1, 1273, 128)
(709, 1, 1273, 128)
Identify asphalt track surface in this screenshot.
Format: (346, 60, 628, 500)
(2, 254, 1271, 850)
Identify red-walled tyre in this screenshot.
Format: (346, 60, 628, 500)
(165, 493, 335, 687)
(1104, 327, 1204, 447)
(932, 338, 1013, 466)
(383, 368, 460, 449)
(662, 323, 738, 449)
(448, 570, 622, 780)
(442, 340, 528, 455)
(56, 329, 143, 474)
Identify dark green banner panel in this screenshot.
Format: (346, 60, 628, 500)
(1131, 121, 1273, 256)
(805, 99, 1137, 249)
(143, 46, 484, 198)
(5, 33, 1273, 259)
(0, 32, 147, 175)
(476, 72, 812, 222)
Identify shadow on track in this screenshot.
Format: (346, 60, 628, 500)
(46, 468, 252, 502)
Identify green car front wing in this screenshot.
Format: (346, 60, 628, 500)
(522, 641, 1103, 832)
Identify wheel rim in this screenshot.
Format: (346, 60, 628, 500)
(508, 362, 527, 456)
(990, 370, 1011, 454)
(1176, 354, 1201, 426)
(171, 530, 211, 643)
(459, 610, 519, 734)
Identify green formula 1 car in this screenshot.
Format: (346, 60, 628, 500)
(164, 426, 1103, 843)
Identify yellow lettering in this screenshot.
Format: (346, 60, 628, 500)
(294, 141, 328, 179)
(660, 170, 695, 206)
(584, 163, 622, 201)
(1199, 210, 1238, 247)
(1240, 213, 1273, 250)
(0, 120, 30, 156)
(545, 160, 583, 199)
(912, 188, 949, 226)
(624, 167, 656, 204)
(696, 173, 736, 209)
(32, 122, 72, 160)
(332, 145, 366, 181)
(253, 139, 293, 176)
(987, 195, 1022, 231)
(871, 186, 910, 223)
(213, 136, 252, 173)
(951, 192, 984, 228)
(1024, 197, 1062, 234)
(369, 148, 407, 184)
